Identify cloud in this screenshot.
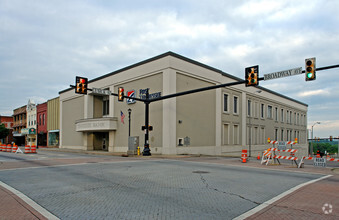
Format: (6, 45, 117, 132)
(297, 89, 330, 97)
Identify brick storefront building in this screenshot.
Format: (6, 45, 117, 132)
(12, 105, 27, 146)
(0, 115, 14, 144)
(37, 102, 48, 147)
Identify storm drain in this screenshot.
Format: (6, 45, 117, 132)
(192, 171, 210, 174)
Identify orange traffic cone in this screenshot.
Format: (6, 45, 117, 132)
(257, 152, 260, 160)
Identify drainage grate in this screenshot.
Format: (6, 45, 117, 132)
(192, 171, 210, 174)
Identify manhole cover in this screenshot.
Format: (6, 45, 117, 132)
(192, 171, 210, 174)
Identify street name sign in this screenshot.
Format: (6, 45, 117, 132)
(92, 88, 111, 96)
(264, 67, 302, 81)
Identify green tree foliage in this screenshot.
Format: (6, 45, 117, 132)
(0, 124, 9, 139)
(313, 142, 338, 154)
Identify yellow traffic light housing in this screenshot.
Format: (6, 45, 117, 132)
(118, 87, 124, 102)
(75, 76, 88, 95)
(245, 65, 259, 87)
(305, 57, 316, 81)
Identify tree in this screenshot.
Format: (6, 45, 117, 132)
(0, 124, 9, 140)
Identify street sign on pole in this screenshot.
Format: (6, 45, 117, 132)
(264, 67, 302, 81)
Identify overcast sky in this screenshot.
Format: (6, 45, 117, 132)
(1, 0, 338, 138)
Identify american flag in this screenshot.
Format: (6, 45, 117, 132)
(120, 111, 125, 124)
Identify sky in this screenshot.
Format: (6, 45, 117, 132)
(0, 0, 338, 138)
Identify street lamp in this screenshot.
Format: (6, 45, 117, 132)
(311, 122, 320, 155)
(128, 108, 132, 137)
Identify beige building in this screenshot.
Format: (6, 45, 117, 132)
(47, 97, 60, 147)
(59, 52, 308, 156)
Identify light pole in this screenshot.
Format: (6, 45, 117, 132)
(311, 122, 320, 155)
(128, 108, 132, 137)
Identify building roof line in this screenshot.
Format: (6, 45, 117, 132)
(58, 51, 307, 107)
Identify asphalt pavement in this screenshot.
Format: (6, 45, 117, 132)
(0, 149, 338, 219)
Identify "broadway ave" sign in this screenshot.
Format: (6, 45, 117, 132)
(264, 67, 302, 81)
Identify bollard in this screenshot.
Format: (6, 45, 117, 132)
(137, 146, 140, 156)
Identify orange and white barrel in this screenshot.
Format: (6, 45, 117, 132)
(25, 145, 30, 154)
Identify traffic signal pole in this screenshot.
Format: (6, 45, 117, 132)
(72, 63, 339, 156)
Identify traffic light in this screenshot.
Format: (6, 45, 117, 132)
(245, 65, 259, 87)
(305, 57, 316, 81)
(118, 87, 124, 102)
(75, 76, 88, 94)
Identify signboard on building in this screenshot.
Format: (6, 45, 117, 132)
(127, 90, 136, 104)
(314, 157, 326, 167)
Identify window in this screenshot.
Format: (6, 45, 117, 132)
(223, 94, 229, 113)
(43, 114, 45, 125)
(275, 107, 278, 121)
(290, 111, 292, 124)
(233, 124, 239, 145)
(261, 104, 264, 118)
(281, 109, 284, 122)
(275, 128, 278, 141)
(286, 110, 289, 123)
(103, 96, 109, 116)
(39, 115, 42, 126)
(223, 124, 229, 145)
(267, 105, 272, 119)
(248, 100, 251, 116)
(233, 96, 238, 114)
(281, 129, 284, 141)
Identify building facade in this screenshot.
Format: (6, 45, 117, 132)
(0, 115, 14, 144)
(37, 102, 48, 146)
(47, 97, 60, 147)
(59, 52, 308, 156)
(25, 99, 37, 146)
(12, 105, 27, 146)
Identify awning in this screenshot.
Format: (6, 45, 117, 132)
(48, 130, 60, 133)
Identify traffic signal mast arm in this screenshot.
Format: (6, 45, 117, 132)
(70, 85, 145, 102)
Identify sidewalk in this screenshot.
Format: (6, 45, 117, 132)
(0, 184, 47, 220)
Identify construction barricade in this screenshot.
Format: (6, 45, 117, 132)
(6, 144, 12, 152)
(25, 145, 30, 154)
(299, 156, 339, 168)
(241, 149, 248, 163)
(261, 147, 299, 166)
(12, 144, 18, 153)
(31, 145, 37, 153)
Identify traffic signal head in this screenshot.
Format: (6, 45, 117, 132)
(245, 65, 259, 87)
(118, 87, 124, 102)
(75, 76, 88, 94)
(305, 57, 316, 81)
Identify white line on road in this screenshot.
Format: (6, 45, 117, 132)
(0, 181, 60, 220)
(233, 174, 333, 220)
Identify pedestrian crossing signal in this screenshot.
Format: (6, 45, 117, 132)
(75, 76, 88, 94)
(245, 65, 259, 87)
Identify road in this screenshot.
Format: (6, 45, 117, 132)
(0, 150, 338, 219)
